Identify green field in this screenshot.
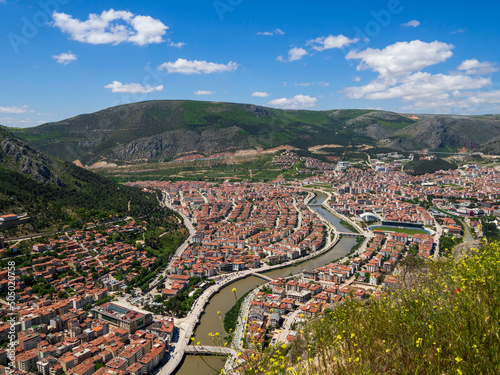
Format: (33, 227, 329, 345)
(370, 226, 430, 235)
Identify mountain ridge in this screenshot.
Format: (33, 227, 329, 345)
(9, 100, 500, 165)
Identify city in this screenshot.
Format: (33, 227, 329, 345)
(1, 151, 499, 374)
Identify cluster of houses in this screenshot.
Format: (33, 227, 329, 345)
(130, 181, 327, 292)
(0, 218, 183, 374)
(0, 296, 172, 375)
(0, 220, 154, 297)
(243, 227, 436, 348)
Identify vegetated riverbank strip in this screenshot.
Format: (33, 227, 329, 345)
(224, 291, 252, 335)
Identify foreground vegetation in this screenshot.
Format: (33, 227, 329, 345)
(239, 242, 500, 375)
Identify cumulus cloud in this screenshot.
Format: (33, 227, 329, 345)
(252, 91, 270, 97)
(278, 47, 308, 62)
(458, 59, 498, 75)
(53, 51, 77, 65)
(353, 76, 362, 82)
(158, 58, 238, 74)
(256, 28, 285, 36)
(194, 90, 215, 95)
(52, 9, 168, 46)
(104, 81, 163, 93)
(346, 72, 490, 101)
(346, 40, 454, 77)
(343, 39, 500, 113)
(0, 105, 33, 114)
(307, 34, 359, 51)
(402, 20, 420, 27)
(267, 95, 317, 109)
(402, 89, 500, 113)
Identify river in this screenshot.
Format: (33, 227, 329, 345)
(175, 191, 356, 374)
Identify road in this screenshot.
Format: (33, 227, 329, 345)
(145, 191, 197, 295)
(276, 309, 302, 343)
(432, 215, 443, 257)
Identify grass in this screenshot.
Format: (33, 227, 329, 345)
(238, 241, 500, 374)
(224, 291, 251, 336)
(339, 220, 360, 234)
(370, 226, 429, 235)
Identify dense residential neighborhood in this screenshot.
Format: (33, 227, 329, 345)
(1, 154, 500, 374)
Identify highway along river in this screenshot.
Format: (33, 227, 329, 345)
(175, 192, 356, 374)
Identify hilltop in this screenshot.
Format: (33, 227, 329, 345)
(9, 100, 500, 166)
(0, 126, 177, 236)
(10, 100, 417, 165)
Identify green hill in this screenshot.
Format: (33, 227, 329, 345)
(10, 100, 417, 165)
(10, 101, 500, 166)
(0, 126, 178, 237)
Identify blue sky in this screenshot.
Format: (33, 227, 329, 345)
(1, 0, 500, 127)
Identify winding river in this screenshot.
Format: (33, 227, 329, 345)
(175, 192, 356, 374)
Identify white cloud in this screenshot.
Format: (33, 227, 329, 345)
(0, 117, 47, 127)
(0, 105, 33, 114)
(158, 58, 239, 74)
(402, 89, 500, 113)
(167, 40, 185, 48)
(307, 34, 359, 51)
(293, 82, 329, 87)
(252, 91, 270, 97)
(194, 90, 215, 95)
(346, 40, 454, 77)
(342, 39, 500, 113)
(402, 20, 420, 27)
(52, 9, 168, 46)
(53, 51, 77, 65)
(267, 95, 318, 109)
(353, 76, 362, 82)
(346, 72, 490, 101)
(104, 81, 163, 93)
(257, 28, 285, 36)
(458, 59, 498, 75)
(278, 47, 308, 62)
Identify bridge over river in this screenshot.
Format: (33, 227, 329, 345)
(185, 345, 238, 356)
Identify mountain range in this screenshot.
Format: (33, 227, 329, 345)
(9, 100, 500, 166)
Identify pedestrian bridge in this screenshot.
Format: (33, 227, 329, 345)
(185, 345, 237, 356)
